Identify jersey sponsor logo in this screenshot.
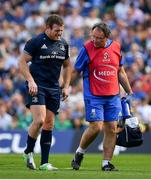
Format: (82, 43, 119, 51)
(40, 55, 51, 59)
(41, 44, 47, 49)
(102, 52, 110, 62)
(93, 64, 117, 83)
(40, 55, 65, 60)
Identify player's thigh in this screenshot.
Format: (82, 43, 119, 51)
(45, 90, 60, 115)
(43, 97, 60, 130)
(84, 99, 104, 122)
(104, 95, 121, 122)
(26, 87, 47, 123)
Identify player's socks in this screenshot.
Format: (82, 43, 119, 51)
(40, 129, 52, 165)
(24, 135, 36, 154)
(76, 146, 86, 154)
(102, 160, 118, 171)
(102, 160, 109, 167)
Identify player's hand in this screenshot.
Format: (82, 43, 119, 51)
(61, 87, 69, 101)
(28, 80, 38, 96)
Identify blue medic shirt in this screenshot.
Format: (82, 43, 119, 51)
(74, 39, 124, 99)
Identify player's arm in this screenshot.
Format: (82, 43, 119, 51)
(118, 66, 133, 95)
(61, 59, 72, 100)
(59, 72, 64, 88)
(19, 52, 38, 96)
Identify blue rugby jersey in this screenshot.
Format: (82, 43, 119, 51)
(24, 33, 70, 89)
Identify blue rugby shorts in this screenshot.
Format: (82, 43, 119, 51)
(84, 95, 122, 122)
(26, 86, 60, 115)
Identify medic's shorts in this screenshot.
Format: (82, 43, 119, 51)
(84, 94, 122, 122)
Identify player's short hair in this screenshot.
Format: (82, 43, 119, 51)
(92, 22, 111, 38)
(46, 14, 64, 28)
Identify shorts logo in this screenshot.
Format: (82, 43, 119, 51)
(90, 109, 96, 118)
(32, 96, 38, 103)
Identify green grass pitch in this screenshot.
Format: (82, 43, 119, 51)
(0, 154, 151, 179)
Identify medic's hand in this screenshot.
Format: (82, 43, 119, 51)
(125, 93, 133, 102)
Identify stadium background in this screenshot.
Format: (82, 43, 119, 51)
(0, 0, 151, 154)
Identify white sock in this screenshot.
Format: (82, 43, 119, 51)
(102, 160, 109, 167)
(76, 147, 86, 154)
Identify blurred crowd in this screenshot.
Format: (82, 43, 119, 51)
(0, 0, 151, 132)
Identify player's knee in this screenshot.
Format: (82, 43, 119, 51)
(32, 120, 43, 130)
(111, 124, 117, 133)
(89, 122, 101, 133)
(32, 113, 46, 126)
(104, 121, 117, 133)
(42, 120, 54, 130)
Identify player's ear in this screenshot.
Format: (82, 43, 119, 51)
(46, 24, 52, 30)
